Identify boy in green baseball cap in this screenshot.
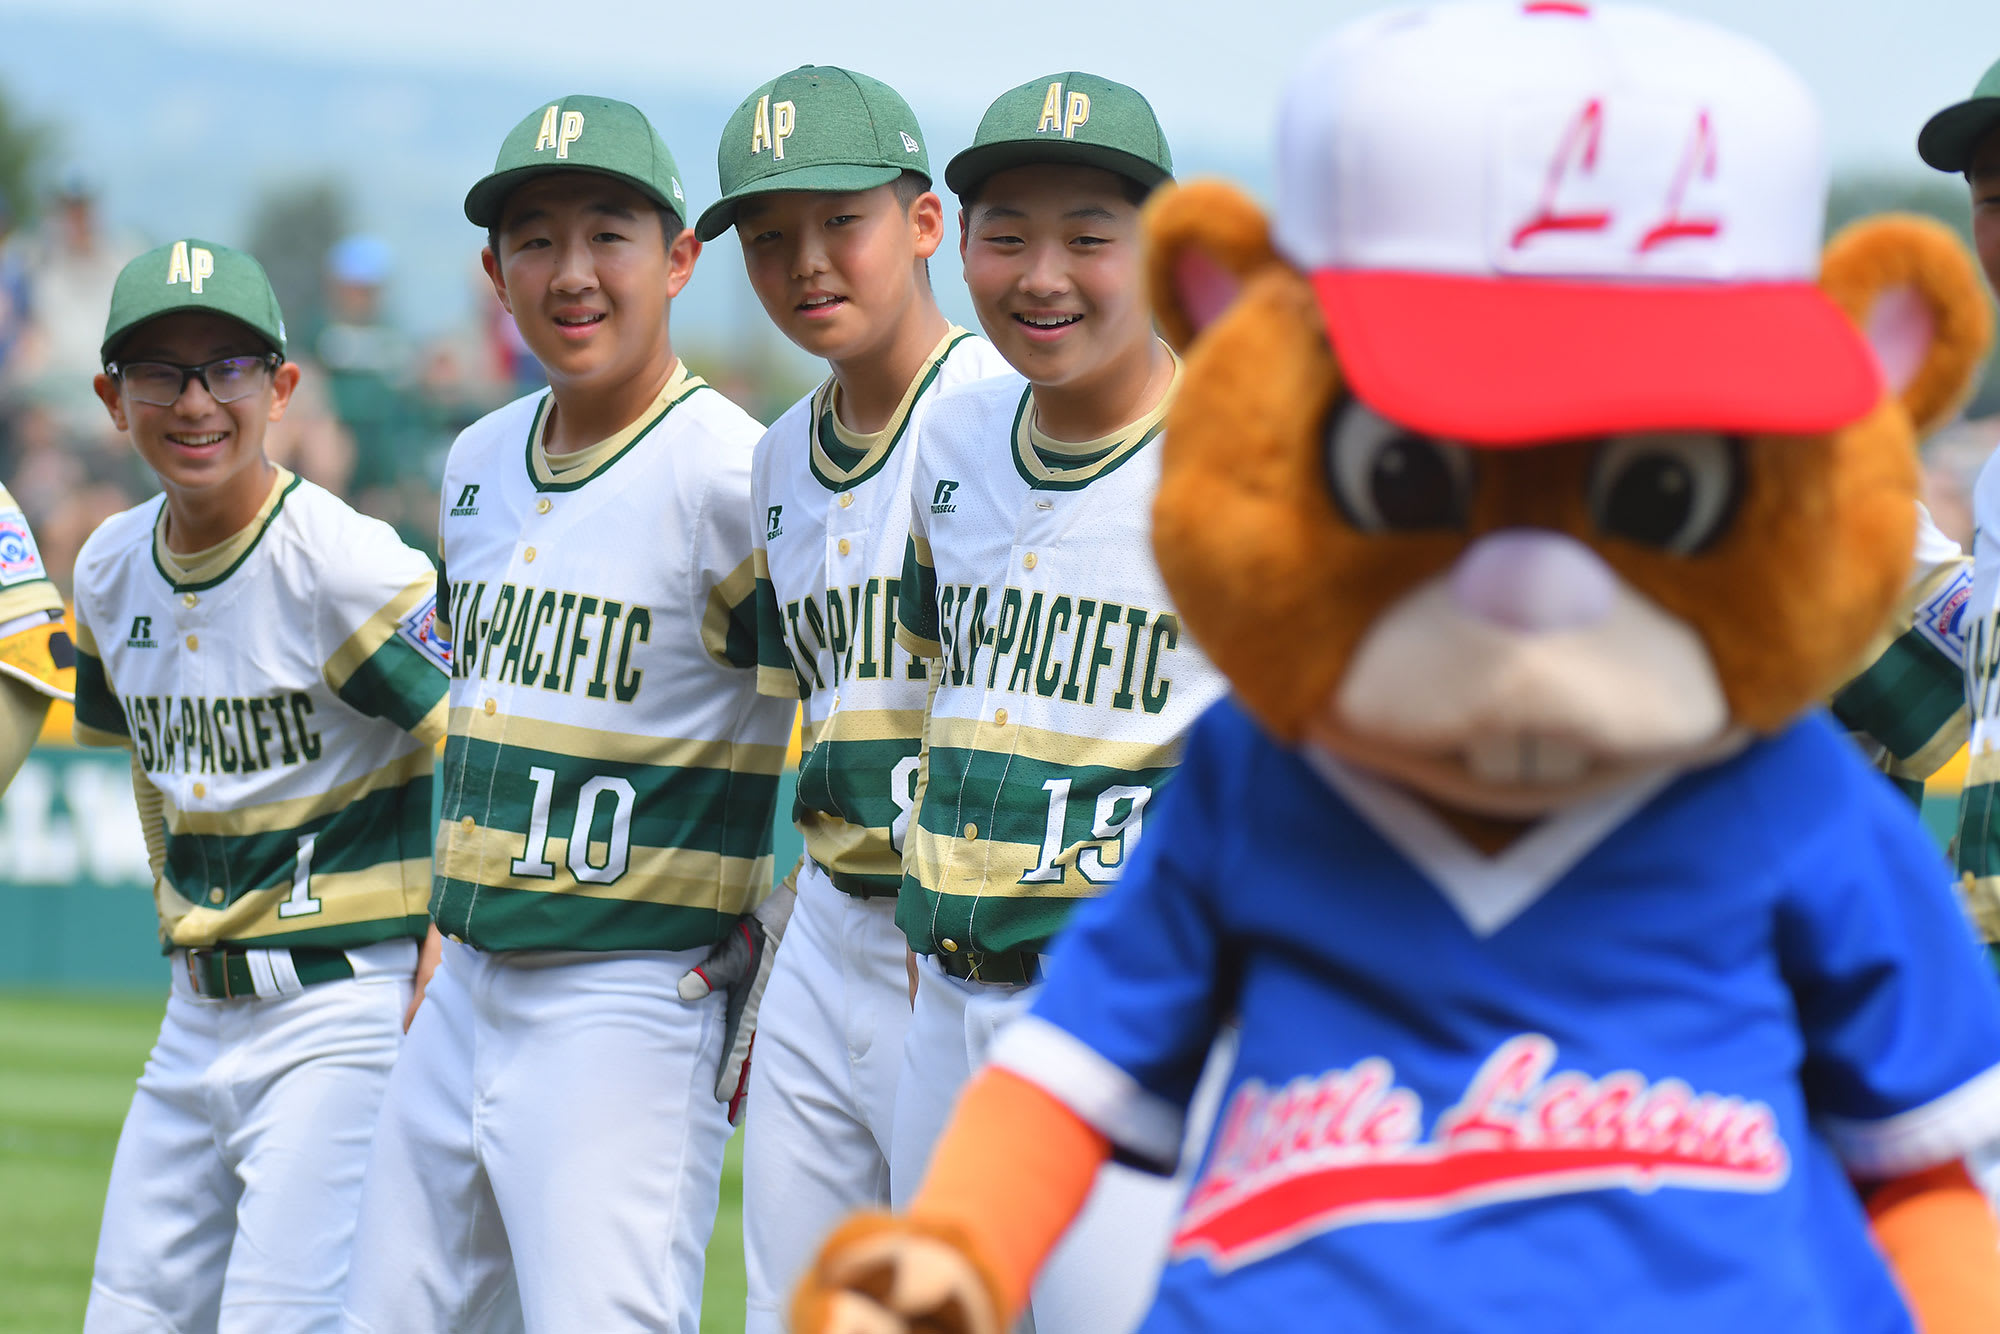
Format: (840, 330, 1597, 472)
(343, 95, 797, 1334)
(699, 64, 1008, 1334)
(76, 237, 449, 1330)
(1925, 58, 2000, 1000)
(1919, 55, 2000, 296)
(877, 72, 1232, 1331)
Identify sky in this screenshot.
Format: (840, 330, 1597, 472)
(4, 0, 1997, 353)
(21, 0, 1999, 165)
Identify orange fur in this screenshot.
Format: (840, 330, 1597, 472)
(1865, 1162, 2000, 1334)
(1150, 256, 1920, 741)
(1144, 181, 1279, 354)
(1820, 215, 1995, 439)
(911, 1069, 1112, 1323)
(792, 1212, 1009, 1334)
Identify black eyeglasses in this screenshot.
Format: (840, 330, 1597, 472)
(108, 353, 280, 407)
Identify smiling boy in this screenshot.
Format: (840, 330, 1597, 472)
(340, 96, 793, 1334)
(1919, 61, 2000, 969)
(885, 74, 1228, 1331)
(694, 65, 1008, 1333)
(73, 239, 447, 1332)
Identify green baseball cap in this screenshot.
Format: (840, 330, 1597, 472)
(1919, 55, 2000, 172)
(944, 72, 1172, 198)
(101, 238, 286, 363)
(464, 95, 689, 229)
(695, 66, 931, 242)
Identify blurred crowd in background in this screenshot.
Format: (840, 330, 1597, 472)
(0, 171, 544, 586)
(0, 169, 805, 595)
(0, 165, 1994, 596)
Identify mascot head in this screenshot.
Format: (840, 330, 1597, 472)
(1145, 0, 1992, 819)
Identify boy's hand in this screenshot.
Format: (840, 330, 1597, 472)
(677, 861, 799, 1123)
(404, 923, 444, 1033)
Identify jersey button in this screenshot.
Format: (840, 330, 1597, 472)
(459, 816, 476, 834)
(482, 698, 496, 716)
(208, 887, 224, 904)
(185, 634, 199, 650)
(192, 782, 206, 798)
(940, 938, 959, 953)
(963, 822, 979, 839)
(182, 593, 197, 608)
(837, 538, 851, 557)
(994, 708, 1008, 726)
(536, 498, 552, 515)
(1023, 552, 1037, 570)
(523, 547, 537, 563)
(838, 493, 853, 509)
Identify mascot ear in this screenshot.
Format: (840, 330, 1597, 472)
(1144, 181, 1284, 354)
(1819, 214, 1994, 438)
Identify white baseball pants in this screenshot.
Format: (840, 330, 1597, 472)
(339, 940, 731, 1334)
(84, 940, 416, 1334)
(889, 952, 1231, 1334)
(741, 862, 912, 1334)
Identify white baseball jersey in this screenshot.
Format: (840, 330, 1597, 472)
(896, 363, 1229, 959)
(70, 468, 447, 950)
(432, 362, 796, 952)
(1833, 504, 1972, 798)
(1960, 456, 2000, 942)
(752, 327, 1009, 897)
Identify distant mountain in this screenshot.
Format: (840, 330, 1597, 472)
(0, 12, 1267, 369)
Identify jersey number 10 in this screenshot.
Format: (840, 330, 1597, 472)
(510, 766, 637, 884)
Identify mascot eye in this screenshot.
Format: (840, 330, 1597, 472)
(1588, 433, 1742, 554)
(1325, 398, 1474, 532)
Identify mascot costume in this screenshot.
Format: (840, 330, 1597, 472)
(796, 3, 2000, 1330)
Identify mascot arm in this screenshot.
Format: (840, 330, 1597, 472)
(1864, 1160, 2000, 1333)
(792, 1069, 1109, 1334)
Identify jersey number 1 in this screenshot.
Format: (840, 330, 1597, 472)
(276, 833, 322, 918)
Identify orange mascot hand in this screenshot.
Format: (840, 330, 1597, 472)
(1865, 1160, 2000, 1334)
(791, 1069, 1111, 1333)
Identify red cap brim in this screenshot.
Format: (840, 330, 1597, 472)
(1310, 271, 1883, 447)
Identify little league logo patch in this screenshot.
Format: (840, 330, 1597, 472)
(396, 594, 452, 671)
(1915, 567, 1974, 663)
(0, 509, 47, 586)
(1173, 1034, 1789, 1273)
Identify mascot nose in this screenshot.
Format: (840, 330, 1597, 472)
(1449, 529, 1618, 634)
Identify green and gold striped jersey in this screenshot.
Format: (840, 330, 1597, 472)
(751, 328, 1009, 898)
(0, 482, 73, 702)
(70, 467, 447, 951)
(1834, 505, 1973, 805)
(431, 363, 796, 952)
(1960, 459, 2000, 947)
(895, 361, 1227, 958)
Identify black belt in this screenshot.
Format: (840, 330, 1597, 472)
(817, 860, 901, 901)
(935, 944, 1041, 986)
(184, 946, 354, 999)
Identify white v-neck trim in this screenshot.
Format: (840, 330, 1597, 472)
(1303, 750, 1681, 938)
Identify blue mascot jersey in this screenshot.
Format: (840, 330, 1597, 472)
(993, 699, 2000, 1333)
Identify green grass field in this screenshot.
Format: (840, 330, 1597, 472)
(0, 991, 750, 1334)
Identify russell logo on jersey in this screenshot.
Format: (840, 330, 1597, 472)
(1172, 1034, 1790, 1272)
